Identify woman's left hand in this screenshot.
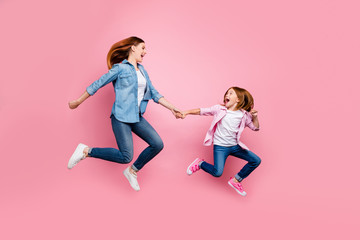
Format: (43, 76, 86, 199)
(172, 108, 184, 119)
(69, 100, 80, 109)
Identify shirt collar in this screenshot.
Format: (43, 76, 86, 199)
(121, 59, 143, 68)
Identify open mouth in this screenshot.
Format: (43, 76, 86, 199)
(225, 98, 230, 104)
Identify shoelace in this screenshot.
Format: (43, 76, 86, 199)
(191, 164, 200, 172)
(230, 178, 244, 191)
(129, 170, 137, 178)
(235, 181, 244, 191)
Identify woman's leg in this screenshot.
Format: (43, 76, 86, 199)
(230, 145, 261, 182)
(130, 117, 164, 171)
(88, 116, 134, 164)
(200, 145, 230, 177)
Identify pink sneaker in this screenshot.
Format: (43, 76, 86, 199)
(186, 158, 203, 175)
(228, 177, 247, 196)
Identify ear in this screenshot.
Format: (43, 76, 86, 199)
(131, 45, 136, 52)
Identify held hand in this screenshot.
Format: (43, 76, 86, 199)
(68, 100, 80, 109)
(172, 108, 184, 119)
(180, 111, 187, 119)
(250, 109, 258, 118)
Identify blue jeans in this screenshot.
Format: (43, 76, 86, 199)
(200, 145, 261, 181)
(88, 115, 164, 171)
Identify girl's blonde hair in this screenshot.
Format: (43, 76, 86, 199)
(106, 36, 145, 69)
(224, 87, 254, 112)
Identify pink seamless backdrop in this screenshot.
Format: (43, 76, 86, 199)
(1, 0, 359, 239)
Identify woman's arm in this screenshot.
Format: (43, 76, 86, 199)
(69, 64, 121, 109)
(68, 91, 91, 109)
(158, 97, 183, 118)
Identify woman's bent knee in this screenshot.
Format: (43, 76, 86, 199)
(153, 140, 164, 152)
(122, 152, 133, 164)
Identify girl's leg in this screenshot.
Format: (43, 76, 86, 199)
(130, 117, 164, 171)
(231, 145, 261, 182)
(88, 116, 134, 164)
(200, 145, 230, 177)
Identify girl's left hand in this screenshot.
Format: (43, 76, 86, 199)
(250, 109, 258, 118)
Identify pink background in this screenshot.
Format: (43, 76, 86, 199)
(1, 0, 359, 239)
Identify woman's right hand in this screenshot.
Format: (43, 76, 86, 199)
(172, 108, 184, 119)
(68, 100, 80, 109)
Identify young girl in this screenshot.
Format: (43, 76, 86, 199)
(68, 37, 182, 191)
(182, 87, 261, 196)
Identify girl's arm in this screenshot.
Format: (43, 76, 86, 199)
(182, 108, 200, 118)
(252, 116, 259, 129)
(158, 97, 183, 119)
(68, 91, 91, 109)
(245, 109, 260, 130)
(182, 105, 220, 119)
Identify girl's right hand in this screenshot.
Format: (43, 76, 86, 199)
(68, 100, 80, 109)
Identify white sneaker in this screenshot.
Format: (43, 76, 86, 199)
(68, 143, 88, 169)
(123, 167, 140, 191)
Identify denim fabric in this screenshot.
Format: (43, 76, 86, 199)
(86, 59, 163, 123)
(200, 144, 261, 181)
(89, 115, 164, 171)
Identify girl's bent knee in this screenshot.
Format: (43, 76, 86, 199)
(214, 171, 223, 177)
(253, 157, 261, 167)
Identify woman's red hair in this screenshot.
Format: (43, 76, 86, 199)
(106, 36, 144, 69)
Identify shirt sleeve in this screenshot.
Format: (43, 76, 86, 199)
(200, 105, 219, 116)
(147, 77, 163, 103)
(86, 64, 121, 96)
(245, 112, 260, 131)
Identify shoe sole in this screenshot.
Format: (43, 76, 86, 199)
(68, 143, 87, 169)
(228, 181, 247, 196)
(123, 168, 140, 191)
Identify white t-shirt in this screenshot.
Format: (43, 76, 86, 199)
(136, 70, 147, 108)
(213, 110, 244, 147)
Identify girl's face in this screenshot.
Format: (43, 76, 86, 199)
(131, 42, 147, 63)
(224, 88, 240, 110)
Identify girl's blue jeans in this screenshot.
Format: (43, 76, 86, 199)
(89, 115, 164, 171)
(200, 144, 261, 181)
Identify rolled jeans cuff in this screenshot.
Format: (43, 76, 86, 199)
(131, 165, 139, 171)
(235, 174, 243, 182)
(88, 147, 93, 156)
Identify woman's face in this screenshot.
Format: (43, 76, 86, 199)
(131, 42, 147, 63)
(224, 88, 240, 109)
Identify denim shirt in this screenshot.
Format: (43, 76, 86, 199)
(86, 59, 163, 123)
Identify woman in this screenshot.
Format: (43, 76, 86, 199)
(68, 36, 182, 191)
